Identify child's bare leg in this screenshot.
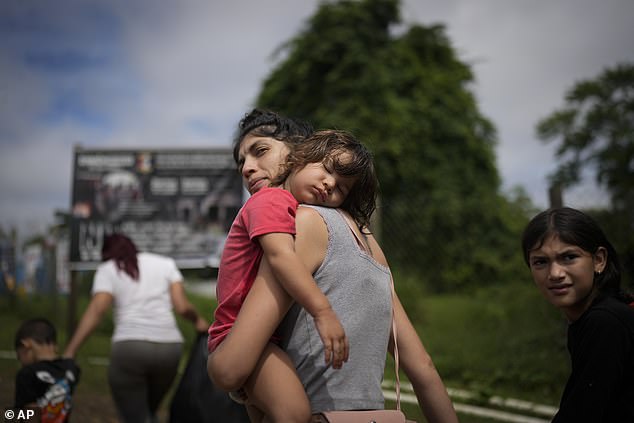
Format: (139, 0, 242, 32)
(208, 259, 294, 391)
(244, 342, 311, 423)
(245, 404, 264, 423)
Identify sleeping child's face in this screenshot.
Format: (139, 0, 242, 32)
(285, 152, 357, 208)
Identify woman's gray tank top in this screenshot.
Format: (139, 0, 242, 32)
(279, 206, 392, 412)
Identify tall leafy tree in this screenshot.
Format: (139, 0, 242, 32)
(536, 63, 634, 210)
(537, 63, 634, 287)
(257, 0, 527, 291)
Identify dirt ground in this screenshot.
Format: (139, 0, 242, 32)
(1, 375, 168, 423)
(55, 390, 121, 423)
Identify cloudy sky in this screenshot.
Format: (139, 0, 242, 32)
(1, 0, 633, 238)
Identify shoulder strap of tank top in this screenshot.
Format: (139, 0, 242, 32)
(335, 209, 402, 410)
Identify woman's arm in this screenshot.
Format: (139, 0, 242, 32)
(363, 231, 459, 423)
(208, 258, 294, 391)
(169, 282, 209, 333)
(390, 293, 459, 423)
(63, 292, 113, 358)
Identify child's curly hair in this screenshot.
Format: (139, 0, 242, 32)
(274, 129, 378, 229)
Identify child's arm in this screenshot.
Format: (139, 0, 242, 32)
(258, 232, 349, 368)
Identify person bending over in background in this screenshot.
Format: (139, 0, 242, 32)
(64, 233, 209, 423)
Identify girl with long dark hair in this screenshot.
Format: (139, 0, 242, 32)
(522, 207, 634, 422)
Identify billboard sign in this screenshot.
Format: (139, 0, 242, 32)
(69, 147, 242, 269)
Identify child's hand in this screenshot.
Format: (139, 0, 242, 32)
(313, 307, 349, 369)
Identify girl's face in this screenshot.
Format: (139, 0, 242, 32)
(284, 153, 357, 208)
(238, 134, 290, 194)
(528, 234, 607, 321)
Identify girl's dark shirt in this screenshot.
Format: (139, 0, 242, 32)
(553, 295, 634, 423)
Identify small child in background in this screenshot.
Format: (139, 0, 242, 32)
(14, 317, 81, 423)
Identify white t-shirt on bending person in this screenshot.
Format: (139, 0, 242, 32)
(92, 252, 185, 343)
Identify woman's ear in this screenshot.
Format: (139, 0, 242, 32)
(594, 246, 608, 274)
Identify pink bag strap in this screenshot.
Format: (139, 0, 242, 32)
(336, 210, 402, 410)
(390, 276, 401, 410)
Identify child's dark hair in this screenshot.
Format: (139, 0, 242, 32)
(102, 233, 139, 280)
(275, 129, 378, 229)
(15, 318, 57, 349)
(232, 108, 314, 166)
(521, 207, 634, 303)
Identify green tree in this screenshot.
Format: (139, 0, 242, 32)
(536, 63, 634, 210)
(536, 63, 634, 287)
(257, 0, 528, 292)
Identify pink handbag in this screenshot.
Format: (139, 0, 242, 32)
(315, 213, 417, 423)
(316, 409, 409, 422)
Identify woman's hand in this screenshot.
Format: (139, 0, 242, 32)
(170, 282, 209, 333)
(195, 315, 210, 334)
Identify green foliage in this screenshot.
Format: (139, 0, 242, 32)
(256, 0, 531, 292)
(0, 289, 215, 395)
(2, 287, 565, 422)
(405, 283, 568, 403)
(536, 63, 634, 210)
(536, 63, 634, 288)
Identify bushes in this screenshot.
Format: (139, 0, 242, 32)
(398, 281, 568, 404)
(3, 279, 568, 405)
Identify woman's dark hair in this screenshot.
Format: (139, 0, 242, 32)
(15, 317, 57, 349)
(102, 233, 139, 281)
(521, 207, 632, 302)
(274, 129, 378, 229)
(232, 108, 314, 166)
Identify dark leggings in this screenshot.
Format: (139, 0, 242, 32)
(108, 340, 182, 423)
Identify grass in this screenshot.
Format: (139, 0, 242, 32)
(1, 280, 566, 422)
(383, 281, 566, 422)
(0, 286, 215, 399)
(409, 283, 568, 403)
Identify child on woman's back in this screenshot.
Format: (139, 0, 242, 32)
(208, 129, 377, 422)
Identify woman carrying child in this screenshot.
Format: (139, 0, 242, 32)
(208, 109, 459, 423)
(208, 127, 377, 421)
